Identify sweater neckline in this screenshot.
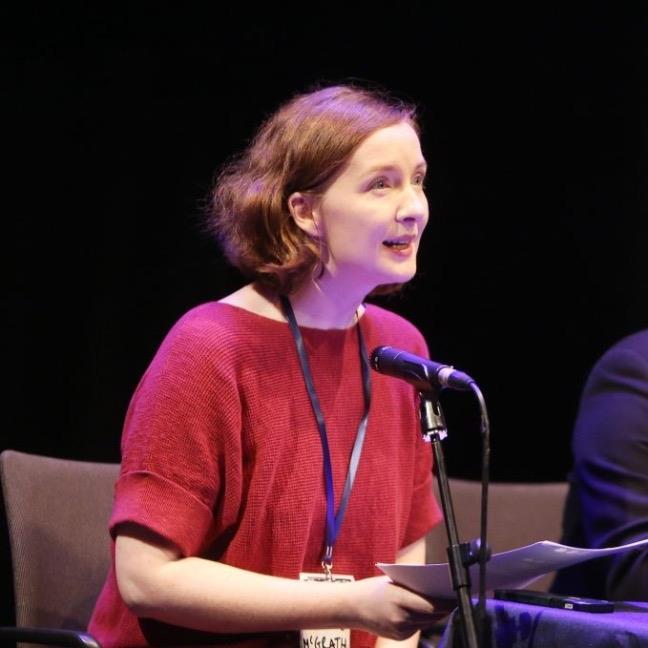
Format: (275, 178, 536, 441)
(215, 301, 368, 333)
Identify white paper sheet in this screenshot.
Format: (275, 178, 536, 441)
(378, 537, 648, 599)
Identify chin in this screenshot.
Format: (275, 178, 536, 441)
(368, 273, 416, 296)
(380, 265, 417, 285)
(370, 282, 407, 296)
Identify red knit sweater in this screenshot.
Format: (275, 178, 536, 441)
(89, 302, 441, 647)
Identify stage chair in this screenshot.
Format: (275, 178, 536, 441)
(0, 449, 119, 647)
(426, 478, 570, 592)
(419, 479, 569, 647)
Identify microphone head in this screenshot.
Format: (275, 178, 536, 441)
(370, 345, 435, 391)
(370, 345, 393, 371)
(370, 345, 476, 391)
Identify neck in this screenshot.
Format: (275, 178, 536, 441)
(287, 276, 366, 330)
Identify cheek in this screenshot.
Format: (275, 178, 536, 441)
(319, 199, 387, 247)
(331, 216, 379, 242)
(420, 211, 430, 232)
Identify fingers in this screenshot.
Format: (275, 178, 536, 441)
(351, 578, 452, 640)
(391, 584, 439, 615)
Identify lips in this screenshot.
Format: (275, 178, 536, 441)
(383, 236, 415, 250)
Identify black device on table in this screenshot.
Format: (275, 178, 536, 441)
(494, 589, 615, 613)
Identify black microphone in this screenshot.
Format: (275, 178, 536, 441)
(370, 345, 476, 391)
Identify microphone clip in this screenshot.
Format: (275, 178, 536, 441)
(419, 388, 448, 441)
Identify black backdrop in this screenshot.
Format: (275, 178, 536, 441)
(4, 5, 648, 481)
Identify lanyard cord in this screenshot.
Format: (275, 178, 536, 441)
(280, 296, 371, 569)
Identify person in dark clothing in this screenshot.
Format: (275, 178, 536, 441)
(552, 329, 648, 600)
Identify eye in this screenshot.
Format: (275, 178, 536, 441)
(413, 172, 427, 188)
(369, 177, 390, 191)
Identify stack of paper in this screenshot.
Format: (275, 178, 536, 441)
(378, 537, 648, 598)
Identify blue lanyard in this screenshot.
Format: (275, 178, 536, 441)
(280, 296, 371, 573)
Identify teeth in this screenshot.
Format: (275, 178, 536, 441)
(384, 240, 409, 248)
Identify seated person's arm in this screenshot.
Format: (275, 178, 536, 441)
(572, 337, 648, 600)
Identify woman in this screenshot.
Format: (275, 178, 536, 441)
(89, 83, 445, 647)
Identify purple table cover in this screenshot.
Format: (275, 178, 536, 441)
(438, 599, 648, 648)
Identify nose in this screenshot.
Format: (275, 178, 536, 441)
(396, 185, 428, 226)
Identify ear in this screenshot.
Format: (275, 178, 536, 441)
(287, 192, 321, 239)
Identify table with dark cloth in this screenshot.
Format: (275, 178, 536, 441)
(437, 598, 648, 648)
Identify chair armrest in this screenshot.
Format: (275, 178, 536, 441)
(0, 625, 101, 647)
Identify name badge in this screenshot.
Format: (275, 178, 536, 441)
(299, 572, 354, 648)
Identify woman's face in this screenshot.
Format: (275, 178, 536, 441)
(304, 121, 429, 296)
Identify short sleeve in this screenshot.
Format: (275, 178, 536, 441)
(110, 311, 244, 557)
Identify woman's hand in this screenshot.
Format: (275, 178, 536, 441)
(346, 575, 452, 640)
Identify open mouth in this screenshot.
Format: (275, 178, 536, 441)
(383, 239, 411, 251)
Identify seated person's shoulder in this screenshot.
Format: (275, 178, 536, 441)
(590, 329, 648, 386)
(609, 329, 648, 359)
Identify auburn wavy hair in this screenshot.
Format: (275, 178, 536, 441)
(207, 83, 420, 295)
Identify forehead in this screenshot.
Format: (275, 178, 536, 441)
(346, 121, 425, 173)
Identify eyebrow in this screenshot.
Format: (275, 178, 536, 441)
(363, 161, 428, 175)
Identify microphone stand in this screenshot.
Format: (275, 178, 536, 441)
(419, 389, 480, 648)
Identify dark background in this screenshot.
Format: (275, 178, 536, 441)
(4, 5, 648, 481)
